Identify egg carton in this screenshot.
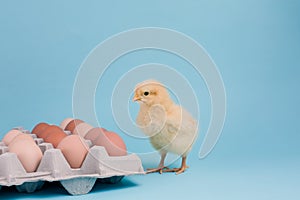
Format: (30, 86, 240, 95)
(0, 129, 145, 195)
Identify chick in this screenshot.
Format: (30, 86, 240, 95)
(133, 80, 198, 175)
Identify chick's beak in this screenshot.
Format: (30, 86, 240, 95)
(133, 94, 141, 102)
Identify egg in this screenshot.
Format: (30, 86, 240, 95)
(84, 127, 106, 144)
(39, 125, 62, 140)
(60, 118, 74, 130)
(42, 125, 67, 147)
(12, 133, 35, 143)
(95, 131, 127, 156)
(57, 135, 89, 168)
(85, 128, 127, 156)
(31, 122, 50, 137)
(8, 137, 43, 172)
(64, 119, 84, 133)
(2, 129, 23, 145)
(73, 123, 94, 138)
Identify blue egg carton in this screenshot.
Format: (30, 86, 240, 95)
(0, 129, 145, 195)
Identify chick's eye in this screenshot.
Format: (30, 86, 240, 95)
(144, 91, 149, 96)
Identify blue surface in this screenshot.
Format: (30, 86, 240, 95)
(0, 0, 299, 199)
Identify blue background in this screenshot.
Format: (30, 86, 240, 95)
(0, 0, 299, 199)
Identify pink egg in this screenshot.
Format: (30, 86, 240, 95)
(85, 128, 127, 156)
(8, 138, 43, 172)
(60, 118, 74, 130)
(103, 131, 127, 156)
(95, 130, 127, 156)
(84, 127, 107, 144)
(73, 122, 94, 138)
(11, 133, 35, 143)
(57, 135, 89, 168)
(2, 129, 23, 145)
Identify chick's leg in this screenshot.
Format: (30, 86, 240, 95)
(163, 156, 188, 175)
(176, 156, 188, 175)
(147, 152, 168, 174)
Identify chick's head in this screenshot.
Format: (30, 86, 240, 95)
(133, 80, 173, 107)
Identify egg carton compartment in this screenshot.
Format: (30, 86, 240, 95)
(0, 130, 145, 195)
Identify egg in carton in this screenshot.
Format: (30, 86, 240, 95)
(0, 128, 145, 195)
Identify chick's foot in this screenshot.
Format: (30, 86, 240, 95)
(146, 166, 169, 174)
(162, 156, 189, 175)
(162, 165, 188, 175)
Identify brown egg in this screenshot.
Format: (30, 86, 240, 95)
(32, 122, 50, 137)
(84, 127, 107, 144)
(8, 138, 43, 173)
(60, 118, 74, 130)
(85, 128, 127, 156)
(57, 135, 89, 168)
(64, 119, 84, 133)
(2, 129, 23, 145)
(94, 130, 127, 156)
(42, 125, 67, 148)
(73, 123, 94, 138)
(38, 125, 63, 140)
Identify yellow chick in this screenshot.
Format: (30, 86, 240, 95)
(133, 80, 198, 175)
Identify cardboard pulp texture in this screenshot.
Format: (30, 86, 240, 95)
(0, 128, 145, 195)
